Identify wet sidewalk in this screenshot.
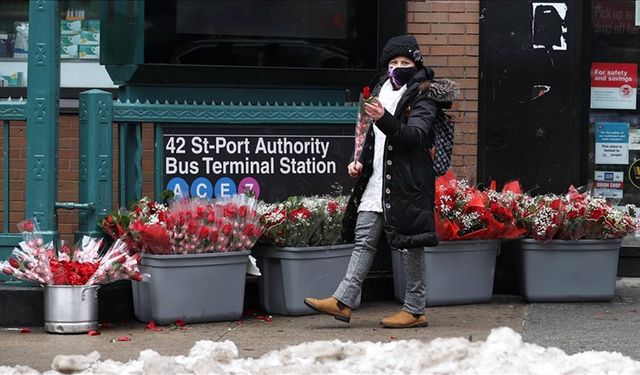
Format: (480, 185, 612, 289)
(1, 278, 640, 372)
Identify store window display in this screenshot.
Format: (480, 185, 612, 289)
(0, 0, 114, 89)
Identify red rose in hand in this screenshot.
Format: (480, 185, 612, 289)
(362, 86, 371, 99)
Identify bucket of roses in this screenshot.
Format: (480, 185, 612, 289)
(99, 194, 263, 325)
(1, 219, 143, 333)
(393, 172, 523, 307)
(516, 186, 638, 302)
(252, 195, 360, 315)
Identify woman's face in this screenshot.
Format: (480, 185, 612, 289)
(388, 56, 416, 69)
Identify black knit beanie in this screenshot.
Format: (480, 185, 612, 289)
(380, 35, 424, 68)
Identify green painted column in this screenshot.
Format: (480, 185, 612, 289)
(76, 90, 113, 240)
(25, 0, 60, 240)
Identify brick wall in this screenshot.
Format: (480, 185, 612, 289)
(408, 0, 480, 184)
(0, 116, 155, 242)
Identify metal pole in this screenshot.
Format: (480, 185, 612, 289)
(25, 0, 60, 241)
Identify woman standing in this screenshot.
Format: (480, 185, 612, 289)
(304, 35, 458, 328)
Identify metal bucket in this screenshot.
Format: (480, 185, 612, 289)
(43, 285, 100, 333)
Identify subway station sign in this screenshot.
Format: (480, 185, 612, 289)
(162, 125, 355, 202)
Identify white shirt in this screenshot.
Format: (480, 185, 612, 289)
(358, 79, 407, 212)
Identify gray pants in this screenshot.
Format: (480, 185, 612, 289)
(333, 211, 426, 315)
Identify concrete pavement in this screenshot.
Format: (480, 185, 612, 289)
(1, 279, 640, 372)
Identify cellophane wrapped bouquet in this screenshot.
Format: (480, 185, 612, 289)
(435, 172, 527, 240)
(353, 85, 375, 163)
(1, 219, 144, 285)
(518, 185, 638, 241)
(257, 195, 349, 247)
(128, 195, 264, 254)
(98, 197, 168, 254)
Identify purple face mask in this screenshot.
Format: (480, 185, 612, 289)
(388, 66, 418, 88)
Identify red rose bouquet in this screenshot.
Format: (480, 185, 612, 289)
(518, 186, 638, 241)
(258, 195, 349, 247)
(99, 196, 168, 253)
(353, 86, 375, 163)
(313, 195, 349, 246)
(129, 195, 263, 254)
(258, 202, 288, 247)
(1, 218, 144, 285)
(485, 180, 528, 239)
(435, 172, 529, 240)
(434, 172, 496, 240)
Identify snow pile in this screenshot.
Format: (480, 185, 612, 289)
(2, 327, 639, 374)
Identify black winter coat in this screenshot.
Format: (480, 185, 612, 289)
(341, 67, 458, 249)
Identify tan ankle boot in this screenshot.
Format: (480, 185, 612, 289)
(303, 297, 352, 322)
(380, 310, 429, 328)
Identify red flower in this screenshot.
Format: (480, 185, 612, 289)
(175, 320, 186, 327)
(21, 220, 34, 232)
(290, 207, 312, 223)
(209, 228, 219, 243)
(362, 86, 371, 99)
(224, 203, 238, 218)
(198, 226, 209, 239)
(238, 205, 248, 218)
(8, 258, 19, 268)
(327, 201, 338, 215)
(222, 224, 233, 236)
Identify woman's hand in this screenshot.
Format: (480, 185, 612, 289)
(348, 161, 363, 177)
(364, 98, 384, 121)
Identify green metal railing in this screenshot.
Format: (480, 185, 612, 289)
(77, 90, 358, 236)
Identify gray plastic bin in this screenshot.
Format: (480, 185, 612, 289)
(253, 244, 360, 315)
(520, 238, 621, 302)
(132, 251, 249, 325)
(391, 240, 499, 306)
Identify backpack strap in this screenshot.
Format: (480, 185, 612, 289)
(432, 109, 454, 176)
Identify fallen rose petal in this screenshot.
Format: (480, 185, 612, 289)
(117, 336, 131, 342)
(20, 328, 30, 333)
(175, 320, 186, 327)
(256, 315, 267, 321)
(146, 321, 156, 330)
(88, 330, 101, 336)
(100, 322, 111, 329)
(390, 336, 397, 340)
(265, 316, 273, 323)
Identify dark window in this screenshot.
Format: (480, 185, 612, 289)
(145, 0, 378, 70)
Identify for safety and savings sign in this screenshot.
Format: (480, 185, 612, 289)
(590, 62, 637, 110)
